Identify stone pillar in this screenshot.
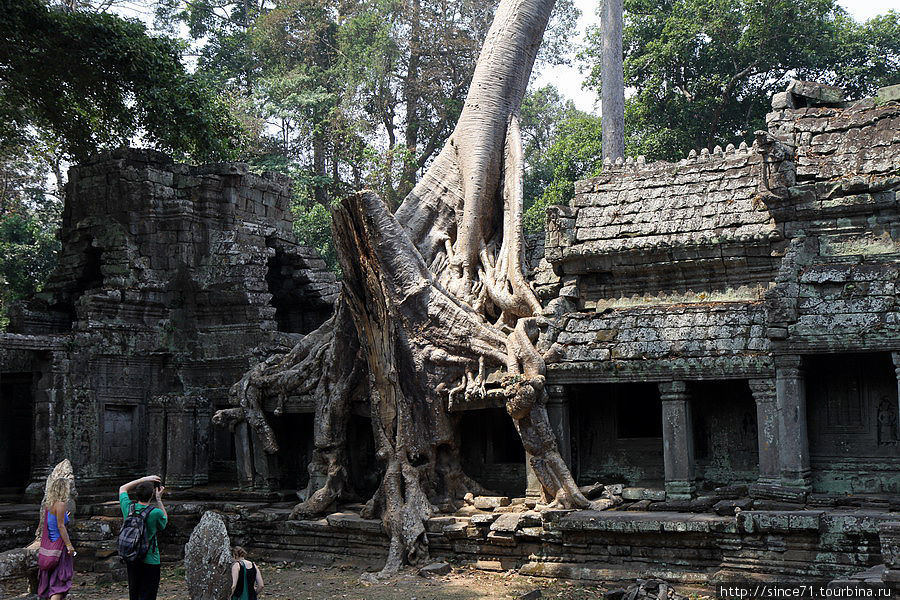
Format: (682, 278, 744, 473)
(775, 356, 811, 488)
(525, 453, 542, 499)
(749, 378, 779, 484)
(146, 398, 166, 476)
(166, 398, 199, 489)
(893, 353, 900, 442)
(149, 394, 211, 489)
(658, 381, 696, 500)
(193, 402, 211, 487)
(233, 422, 254, 490)
(546, 385, 572, 468)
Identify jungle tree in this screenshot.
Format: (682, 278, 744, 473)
(220, 0, 602, 576)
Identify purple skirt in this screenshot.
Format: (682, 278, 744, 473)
(38, 549, 73, 598)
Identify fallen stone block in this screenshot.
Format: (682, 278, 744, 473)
(487, 530, 516, 546)
(787, 80, 844, 105)
(519, 590, 542, 600)
(473, 496, 510, 510)
(419, 561, 451, 576)
(713, 498, 753, 516)
(470, 513, 499, 526)
(877, 84, 900, 103)
(579, 482, 605, 500)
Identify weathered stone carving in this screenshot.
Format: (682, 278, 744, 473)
(184, 511, 233, 600)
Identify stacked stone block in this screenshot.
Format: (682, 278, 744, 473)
(0, 148, 338, 491)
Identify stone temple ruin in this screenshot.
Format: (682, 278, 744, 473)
(0, 149, 338, 496)
(1, 81, 899, 590)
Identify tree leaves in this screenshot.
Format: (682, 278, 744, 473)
(0, 0, 243, 162)
(581, 0, 900, 161)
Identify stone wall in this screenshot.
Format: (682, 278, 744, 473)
(546, 144, 780, 300)
(0, 149, 338, 492)
(541, 81, 900, 498)
(50, 498, 900, 586)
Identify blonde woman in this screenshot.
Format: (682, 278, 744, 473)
(230, 546, 263, 600)
(37, 477, 75, 600)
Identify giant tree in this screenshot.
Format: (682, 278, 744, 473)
(221, 0, 601, 575)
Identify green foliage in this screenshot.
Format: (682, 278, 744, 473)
(0, 0, 243, 162)
(155, 0, 578, 272)
(581, 0, 900, 161)
(522, 87, 604, 234)
(0, 141, 62, 327)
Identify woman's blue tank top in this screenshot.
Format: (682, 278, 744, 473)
(47, 511, 69, 542)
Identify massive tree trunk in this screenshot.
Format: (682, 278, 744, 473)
(221, 0, 596, 576)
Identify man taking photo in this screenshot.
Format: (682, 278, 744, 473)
(118, 475, 168, 600)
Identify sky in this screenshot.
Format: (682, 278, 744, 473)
(534, 0, 900, 114)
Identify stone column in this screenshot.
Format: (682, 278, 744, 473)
(146, 397, 166, 477)
(658, 381, 696, 500)
(233, 422, 254, 490)
(546, 385, 572, 468)
(193, 401, 211, 486)
(893, 353, 900, 442)
(525, 452, 542, 500)
(775, 355, 811, 488)
(165, 397, 198, 489)
(749, 378, 779, 484)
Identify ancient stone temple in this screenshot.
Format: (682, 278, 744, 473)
(1, 83, 898, 588)
(539, 81, 900, 502)
(0, 149, 337, 495)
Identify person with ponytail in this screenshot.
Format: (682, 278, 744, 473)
(230, 546, 264, 600)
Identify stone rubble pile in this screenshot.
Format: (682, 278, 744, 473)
(605, 579, 687, 600)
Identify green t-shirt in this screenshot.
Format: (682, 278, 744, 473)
(119, 491, 168, 565)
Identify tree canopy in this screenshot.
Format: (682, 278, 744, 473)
(582, 0, 900, 161)
(0, 0, 242, 162)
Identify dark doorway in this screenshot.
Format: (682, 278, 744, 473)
(0, 373, 35, 491)
(571, 383, 665, 486)
(347, 415, 381, 501)
(689, 380, 759, 489)
(807, 353, 899, 494)
(460, 408, 526, 497)
(271, 413, 315, 492)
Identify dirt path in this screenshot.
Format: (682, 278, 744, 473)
(15, 562, 623, 599)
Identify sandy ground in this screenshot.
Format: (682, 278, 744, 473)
(8, 561, 636, 599)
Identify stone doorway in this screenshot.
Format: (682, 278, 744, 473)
(0, 373, 34, 493)
(688, 380, 759, 490)
(570, 383, 665, 487)
(346, 415, 381, 501)
(460, 408, 526, 497)
(271, 413, 315, 493)
(806, 352, 900, 494)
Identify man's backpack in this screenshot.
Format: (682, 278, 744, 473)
(117, 504, 154, 562)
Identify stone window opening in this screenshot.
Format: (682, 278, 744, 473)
(265, 247, 311, 334)
(806, 352, 900, 495)
(688, 380, 759, 490)
(570, 383, 665, 488)
(460, 408, 526, 497)
(49, 236, 104, 328)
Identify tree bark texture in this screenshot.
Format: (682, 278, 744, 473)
(600, 0, 625, 162)
(218, 0, 600, 576)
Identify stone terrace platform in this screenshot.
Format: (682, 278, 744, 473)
(3, 487, 899, 592)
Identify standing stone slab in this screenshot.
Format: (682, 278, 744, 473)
(185, 512, 233, 600)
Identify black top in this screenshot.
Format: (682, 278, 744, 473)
(232, 561, 257, 600)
